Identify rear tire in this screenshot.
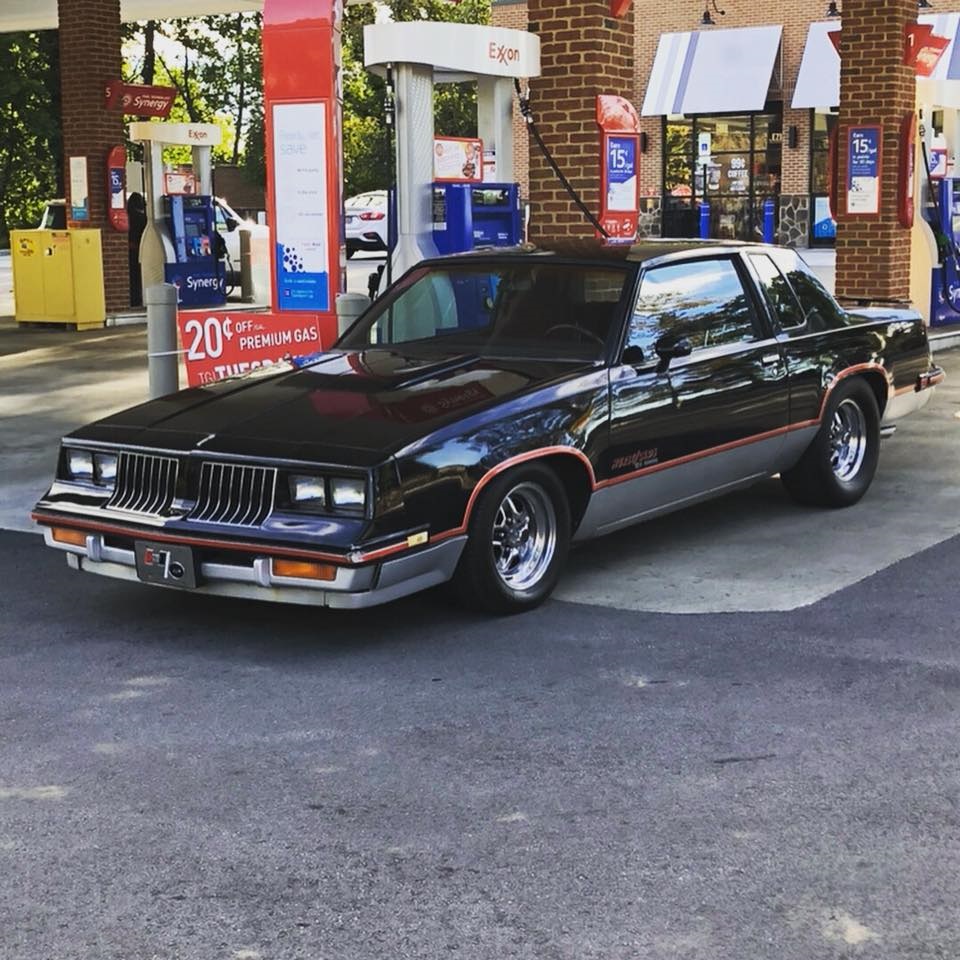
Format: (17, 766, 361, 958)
(452, 464, 571, 614)
(781, 378, 880, 508)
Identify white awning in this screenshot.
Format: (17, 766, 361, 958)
(791, 21, 841, 110)
(793, 14, 960, 110)
(641, 25, 783, 117)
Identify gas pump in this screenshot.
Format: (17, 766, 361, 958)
(128, 122, 227, 310)
(161, 194, 225, 308)
(363, 22, 540, 276)
(922, 174, 960, 324)
(433, 182, 523, 255)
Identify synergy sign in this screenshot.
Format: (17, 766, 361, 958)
(176, 310, 323, 386)
(272, 102, 330, 313)
(105, 80, 176, 118)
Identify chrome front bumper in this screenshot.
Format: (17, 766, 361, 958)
(43, 527, 467, 609)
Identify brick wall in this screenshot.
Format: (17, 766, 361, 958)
(492, 0, 530, 199)
(834, 0, 915, 304)
(525, 0, 635, 239)
(57, 0, 128, 313)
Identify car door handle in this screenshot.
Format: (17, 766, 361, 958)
(761, 353, 781, 366)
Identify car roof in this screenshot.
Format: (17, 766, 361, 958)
(427, 238, 778, 268)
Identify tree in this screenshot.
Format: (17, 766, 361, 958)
(0, 31, 61, 245)
(123, 14, 262, 166)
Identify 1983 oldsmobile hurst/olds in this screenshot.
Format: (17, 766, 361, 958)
(33, 241, 945, 613)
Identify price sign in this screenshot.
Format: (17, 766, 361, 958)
(847, 125, 882, 216)
(176, 310, 324, 387)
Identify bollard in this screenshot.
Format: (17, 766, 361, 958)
(762, 197, 776, 244)
(145, 283, 180, 399)
(239, 229, 255, 303)
(336, 292, 371, 338)
(698, 200, 711, 240)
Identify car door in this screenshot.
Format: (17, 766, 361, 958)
(600, 255, 790, 530)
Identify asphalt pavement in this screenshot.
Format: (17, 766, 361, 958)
(2, 526, 959, 959)
(3, 247, 960, 957)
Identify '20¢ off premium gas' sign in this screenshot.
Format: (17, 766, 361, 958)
(176, 310, 323, 387)
(847, 125, 882, 217)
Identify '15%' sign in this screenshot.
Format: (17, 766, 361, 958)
(176, 310, 324, 386)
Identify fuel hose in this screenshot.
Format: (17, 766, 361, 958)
(514, 79, 610, 239)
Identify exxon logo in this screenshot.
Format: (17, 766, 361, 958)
(488, 41, 520, 65)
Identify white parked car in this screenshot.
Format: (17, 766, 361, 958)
(345, 190, 389, 257)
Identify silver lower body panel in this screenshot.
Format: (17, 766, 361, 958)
(46, 528, 467, 609)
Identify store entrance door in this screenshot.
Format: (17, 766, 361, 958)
(662, 109, 783, 242)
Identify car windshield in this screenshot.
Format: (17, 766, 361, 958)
(338, 263, 630, 361)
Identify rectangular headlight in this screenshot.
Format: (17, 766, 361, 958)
(94, 453, 117, 486)
(66, 449, 94, 482)
(289, 474, 326, 506)
(330, 477, 366, 510)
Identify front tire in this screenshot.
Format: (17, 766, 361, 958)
(452, 464, 571, 614)
(781, 378, 880, 508)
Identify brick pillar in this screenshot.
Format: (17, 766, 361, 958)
(58, 0, 129, 312)
(526, 0, 634, 240)
(835, 0, 915, 306)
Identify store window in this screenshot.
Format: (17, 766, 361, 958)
(662, 108, 783, 243)
(810, 109, 838, 246)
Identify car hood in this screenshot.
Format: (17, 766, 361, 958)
(72, 349, 596, 466)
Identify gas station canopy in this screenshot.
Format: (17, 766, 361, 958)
(0, 0, 262, 32)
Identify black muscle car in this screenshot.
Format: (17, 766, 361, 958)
(33, 240, 944, 613)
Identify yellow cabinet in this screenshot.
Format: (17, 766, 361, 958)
(11, 229, 106, 330)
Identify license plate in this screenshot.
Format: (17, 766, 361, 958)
(135, 540, 197, 589)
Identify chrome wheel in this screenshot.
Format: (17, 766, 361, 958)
(491, 481, 557, 592)
(829, 398, 867, 482)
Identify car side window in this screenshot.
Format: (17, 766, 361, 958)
(748, 253, 805, 329)
(626, 258, 758, 360)
(767, 249, 846, 333)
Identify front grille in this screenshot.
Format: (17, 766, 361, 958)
(188, 461, 276, 527)
(106, 451, 179, 516)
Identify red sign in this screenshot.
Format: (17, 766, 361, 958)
(597, 95, 641, 243)
(904, 24, 951, 77)
(104, 80, 176, 118)
(610, 0, 632, 16)
(827, 26, 950, 78)
(176, 310, 324, 387)
(106, 145, 128, 233)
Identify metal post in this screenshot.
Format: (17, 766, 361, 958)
(391, 62, 440, 278)
(239, 229, 255, 303)
(145, 283, 180, 398)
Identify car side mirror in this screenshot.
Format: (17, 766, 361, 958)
(225, 216, 239, 232)
(654, 336, 692, 372)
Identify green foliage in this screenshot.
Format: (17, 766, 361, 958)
(123, 14, 262, 166)
(0, 31, 61, 245)
(342, 0, 491, 197)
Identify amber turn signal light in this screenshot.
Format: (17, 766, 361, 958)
(52, 527, 88, 547)
(271, 558, 337, 581)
